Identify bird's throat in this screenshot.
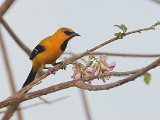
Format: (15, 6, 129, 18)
(60, 38, 71, 51)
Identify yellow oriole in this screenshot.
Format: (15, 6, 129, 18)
(23, 28, 80, 87)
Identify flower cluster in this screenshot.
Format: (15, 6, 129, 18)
(71, 54, 116, 83)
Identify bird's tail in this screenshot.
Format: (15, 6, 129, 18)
(22, 67, 38, 88)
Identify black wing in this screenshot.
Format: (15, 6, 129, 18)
(29, 44, 45, 60)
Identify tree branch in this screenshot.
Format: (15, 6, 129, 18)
(0, 18, 31, 56)
(0, 0, 24, 120)
(0, 57, 159, 109)
(91, 52, 160, 58)
(0, 26, 23, 120)
(152, 0, 160, 5)
(0, 96, 69, 113)
(79, 90, 92, 120)
(0, 0, 15, 17)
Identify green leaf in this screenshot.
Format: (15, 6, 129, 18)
(151, 21, 160, 27)
(114, 32, 123, 39)
(114, 25, 122, 29)
(144, 72, 151, 85)
(114, 24, 127, 33)
(121, 24, 127, 33)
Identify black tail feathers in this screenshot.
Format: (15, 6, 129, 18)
(22, 68, 38, 88)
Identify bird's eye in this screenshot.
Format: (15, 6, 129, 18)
(64, 30, 73, 35)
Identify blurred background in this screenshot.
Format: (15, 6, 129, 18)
(0, 0, 160, 120)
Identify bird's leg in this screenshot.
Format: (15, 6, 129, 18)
(52, 61, 67, 70)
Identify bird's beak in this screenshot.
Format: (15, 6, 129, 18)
(71, 32, 81, 37)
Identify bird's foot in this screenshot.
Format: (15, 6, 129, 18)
(59, 62, 67, 70)
(53, 62, 67, 70)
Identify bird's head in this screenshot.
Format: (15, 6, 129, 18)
(61, 27, 80, 38)
(55, 27, 80, 40)
(53, 27, 80, 51)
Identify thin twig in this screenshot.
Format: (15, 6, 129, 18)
(79, 90, 92, 120)
(20, 96, 70, 110)
(64, 26, 155, 63)
(0, 18, 31, 56)
(0, 0, 23, 120)
(0, 30, 17, 98)
(0, 96, 69, 113)
(0, 0, 15, 16)
(65, 52, 160, 58)
(38, 96, 50, 104)
(0, 29, 23, 120)
(90, 52, 160, 58)
(152, 0, 160, 4)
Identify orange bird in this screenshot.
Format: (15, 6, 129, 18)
(23, 28, 80, 87)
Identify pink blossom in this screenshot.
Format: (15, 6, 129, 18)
(71, 66, 82, 80)
(85, 67, 96, 84)
(73, 72, 82, 80)
(99, 54, 107, 61)
(99, 62, 108, 71)
(99, 61, 115, 82)
(107, 62, 116, 71)
(71, 55, 116, 83)
(85, 68, 96, 77)
(100, 61, 116, 72)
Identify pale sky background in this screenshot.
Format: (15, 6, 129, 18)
(0, 0, 160, 120)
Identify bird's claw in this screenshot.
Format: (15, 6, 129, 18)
(59, 62, 67, 70)
(53, 62, 67, 70)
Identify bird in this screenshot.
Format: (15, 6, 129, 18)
(22, 27, 80, 88)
